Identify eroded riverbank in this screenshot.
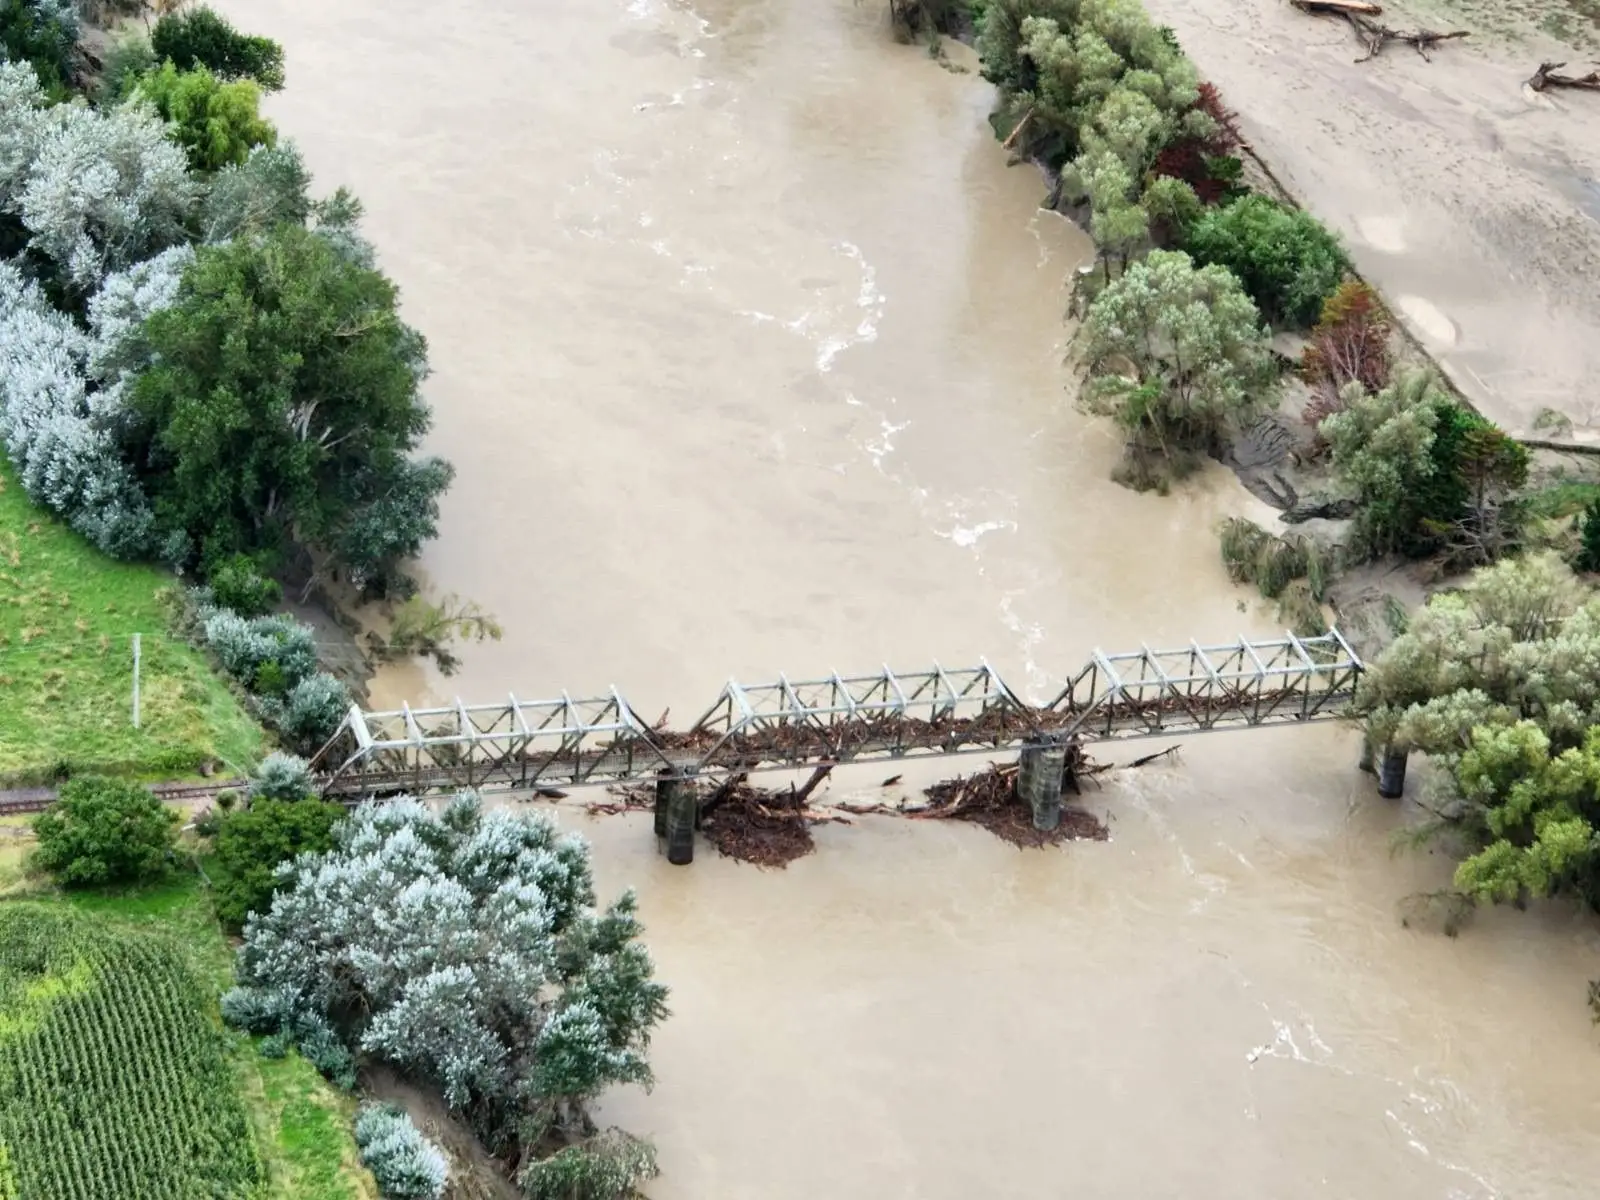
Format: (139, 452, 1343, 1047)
(224, 0, 1600, 1194)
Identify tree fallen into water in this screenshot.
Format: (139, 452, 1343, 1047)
(1527, 62, 1600, 93)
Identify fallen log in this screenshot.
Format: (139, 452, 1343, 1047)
(1290, 0, 1382, 14)
(1001, 106, 1035, 151)
(1346, 14, 1468, 62)
(1528, 61, 1600, 92)
(1123, 744, 1182, 769)
(791, 763, 834, 806)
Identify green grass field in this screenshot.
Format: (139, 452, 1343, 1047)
(0, 461, 262, 785)
(0, 869, 373, 1200)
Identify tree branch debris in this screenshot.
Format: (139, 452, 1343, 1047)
(1290, 1, 1469, 65)
(589, 743, 1184, 867)
(1527, 62, 1600, 93)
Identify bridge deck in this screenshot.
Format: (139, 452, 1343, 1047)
(310, 630, 1362, 797)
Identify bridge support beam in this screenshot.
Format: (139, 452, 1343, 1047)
(1377, 747, 1408, 800)
(660, 775, 698, 865)
(1017, 740, 1067, 832)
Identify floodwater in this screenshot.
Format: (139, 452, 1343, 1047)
(227, 0, 1600, 1195)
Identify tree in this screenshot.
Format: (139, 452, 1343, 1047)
(1300, 280, 1392, 403)
(131, 61, 276, 172)
(1080, 248, 1274, 458)
(128, 223, 448, 585)
(1322, 370, 1524, 564)
(151, 5, 285, 91)
(1183, 194, 1348, 328)
(0, 63, 196, 294)
(33, 776, 180, 887)
(223, 794, 669, 1184)
(211, 794, 342, 932)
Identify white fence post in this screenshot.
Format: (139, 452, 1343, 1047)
(132, 633, 141, 730)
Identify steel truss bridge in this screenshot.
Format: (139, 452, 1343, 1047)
(308, 630, 1363, 798)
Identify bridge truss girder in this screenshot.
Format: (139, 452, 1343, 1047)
(308, 630, 1362, 798)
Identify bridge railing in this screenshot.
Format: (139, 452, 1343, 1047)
(309, 630, 1363, 797)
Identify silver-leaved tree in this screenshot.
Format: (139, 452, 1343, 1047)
(222, 793, 669, 1200)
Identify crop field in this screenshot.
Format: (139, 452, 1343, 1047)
(0, 902, 264, 1199)
(0, 461, 262, 785)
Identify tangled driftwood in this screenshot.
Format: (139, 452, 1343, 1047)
(1528, 62, 1600, 93)
(1290, 0, 1468, 65)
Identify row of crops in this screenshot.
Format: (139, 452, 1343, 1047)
(0, 904, 265, 1199)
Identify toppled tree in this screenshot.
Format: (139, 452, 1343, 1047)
(1080, 249, 1275, 482)
(223, 794, 669, 1196)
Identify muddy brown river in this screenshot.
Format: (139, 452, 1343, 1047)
(228, 0, 1600, 1194)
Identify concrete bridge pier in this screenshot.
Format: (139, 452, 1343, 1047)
(1017, 739, 1068, 832)
(1377, 747, 1409, 799)
(657, 773, 699, 865)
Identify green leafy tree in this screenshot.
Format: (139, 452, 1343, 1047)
(151, 5, 285, 91)
(211, 795, 343, 932)
(131, 61, 275, 172)
(1321, 371, 1524, 564)
(128, 222, 450, 588)
(1080, 248, 1274, 457)
(1182, 194, 1348, 328)
(1576, 500, 1600, 574)
(32, 777, 180, 887)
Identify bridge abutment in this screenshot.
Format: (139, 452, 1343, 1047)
(1017, 740, 1067, 831)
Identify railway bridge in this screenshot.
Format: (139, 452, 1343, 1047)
(308, 629, 1375, 863)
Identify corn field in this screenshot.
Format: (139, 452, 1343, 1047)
(0, 904, 263, 1199)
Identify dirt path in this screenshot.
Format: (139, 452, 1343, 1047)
(1144, 0, 1600, 436)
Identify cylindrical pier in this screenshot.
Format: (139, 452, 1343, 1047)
(662, 776, 698, 865)
(1017, 740, 1067, 832)
(1377, 747, 1408, 799)
(653, 772, 670, 840)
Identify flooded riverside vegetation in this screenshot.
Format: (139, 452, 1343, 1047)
(208, 0, 1600, 1195)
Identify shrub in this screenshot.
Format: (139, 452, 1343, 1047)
(248, 751, 315, 802)
(32, 776, 180, 887)
(131, 61, 276, 172)
(1300, 280, 1392, 424)
(1183, 194, 1349, 328)
(207, 553, 282, 617)
(151, 5, 286, 91)
(1081, 249, 1275, 460)
(1577, 501, 1600, 573)
(353, 1104, 449, 1200)
(200, 142, 311, 242)
(95, 29, 155, 104)
(269, 672, 350, 754)
(202, 609, 318, 691)
(519, 1130, 659, 1200)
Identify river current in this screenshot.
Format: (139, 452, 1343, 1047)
(227, 0, 1600, 1194)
